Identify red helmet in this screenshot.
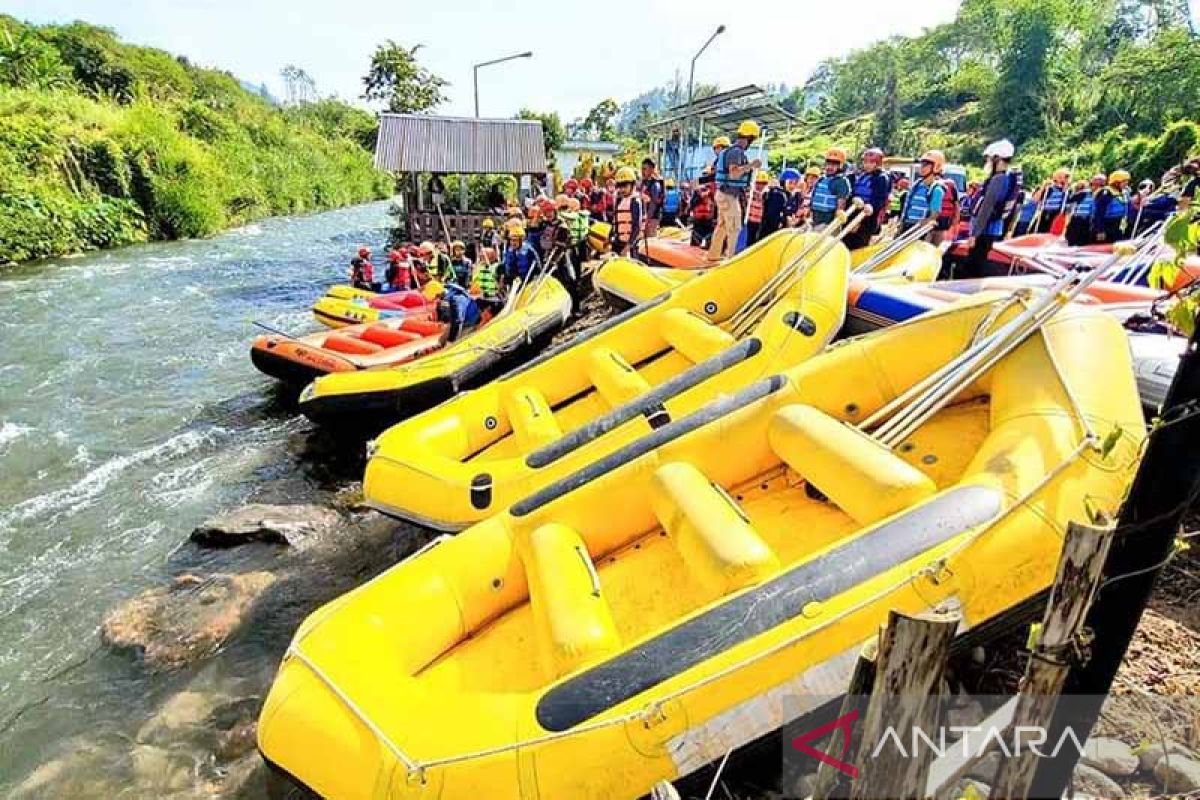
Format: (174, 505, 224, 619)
(357, 246, 371, 258)
(862, 147, 885, 163)
(386, 249, 402, 263)
(537, 198, 556, 215)
(564, 178, 579, 191)
(580, 177, 593, 190)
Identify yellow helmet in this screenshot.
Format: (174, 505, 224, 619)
(825, 147, 848, 164)
(665, 177, 676, 188)
(713, 135, 731, 149)
(805, 166, 821, 177)
(755, 170, 770, 184)
(1110, 169, 1131, 185)
(506, 223, 525, 238)
(450, 240, 465, 252)
(422, 280, 445, 300)
(482, 218, 495, 228)
(615, 166, 637, 184)
(737, 120, 761, 139)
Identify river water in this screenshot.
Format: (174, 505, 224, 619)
(0, 202, 401, 794)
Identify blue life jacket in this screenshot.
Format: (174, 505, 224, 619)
(1105, 189, 1130, 219)
(853, 172, 875, 204)
(810, 174, 846, 214)
(504, 244, 537, 282)
(1073, 192, 1095, 218)
(903, 181, 934, 223)
(663, 188, 681, 214)
(984, 172, 1019, 237)
(1043, 185, 1067, 213)
(443, 284, 481, 329)
(1018, 199, 1037, 224)
(714, 146, 751, 192)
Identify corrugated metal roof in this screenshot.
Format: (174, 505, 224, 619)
(374, 114, 548, 174)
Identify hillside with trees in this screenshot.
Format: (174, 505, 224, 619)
(0, 17, 391, 263)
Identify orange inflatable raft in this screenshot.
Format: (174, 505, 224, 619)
(251, 316, 445, 386)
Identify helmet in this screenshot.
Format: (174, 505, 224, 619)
(1053, 168, 1070, 182)
(918, 150, 946, 172)
(450, 240, 465, 252)
(564, 178, 578, 191)
(357, 246, 371, 258)
(736, 120, 761, 139)
(862, 147, 885, 163)
(713, 135, 731, 149)
(1090, 173, 1108, 186)
(567, 197, 581, 211)
(422, 280, 444, 300)
(482, 218, 495, 229)
(825, 147, 848, 164)
(1138, 179, 1155, 193)
(805, 166, 821, 177)
(1109, 169, 1131, 184)
(538, 198, 556, 214)
(555, 193, 571, 209)
(755, 170, 770, 184)
(506, 224, 526, 238)
(780, 167, 802, 183)
(665, 177, 676, 188)
(386, 249, 403, 263)
(615, 166, 637, 184)
(417, 241, 435, 257)
(983, 139, 1015, 159)
(580, 177, 593, 190)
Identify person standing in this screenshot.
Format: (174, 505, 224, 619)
(845, 147, 891, 250)
(448, 241, 473, 286)
(758, 173, 791, 242)
(744, 171, 770, 246)
(900, 151, 947, 242)
(808, 147, 853, 230)
(1092, 169, 1132, 243)
(1178, 157, 1200, 212)
(688, 177, 717, 248)
(707, 120, 762, 262)
(612, 166, 644, 257)
(661, 178, 682, 227)
(1032, 169, 1071, 234)
(1065, 176, 1105, 246)
(961, 139, 1019, 279)
(780, 168, 804, 227)
(639, 158, 665, 238)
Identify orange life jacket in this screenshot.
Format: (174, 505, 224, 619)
(616, 195, 637, 240)
(747, 186, 765, 223)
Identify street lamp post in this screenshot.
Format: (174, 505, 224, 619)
(683, 25, 725, 181)
(473, 51, 533, 117)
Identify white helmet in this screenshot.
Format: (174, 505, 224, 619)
(983, 139, 1015, 159)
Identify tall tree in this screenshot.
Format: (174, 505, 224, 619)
(518, 109, 565, 158)
(280, 64, 316, 105)
(361, 41, 447, 114)
(873, 48, 901, 151)
(986, 0, 1059, 144)
(579, 98, 619, 141)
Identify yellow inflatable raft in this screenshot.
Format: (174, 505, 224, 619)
(298, 277, 573, 429)
(595, 238, 942, 309)
(363, 229, 849, 529)
(258, 295, 1144, 800)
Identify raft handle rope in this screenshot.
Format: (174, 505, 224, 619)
(576, 545, 602, 597)
(851, 219, 934, 276)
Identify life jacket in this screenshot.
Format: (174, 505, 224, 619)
(442, 284, 481, 330)
(1043, 184, 1067, 213)
(361, 260, 374, 284)
(1104, 188, 1130, 220)
(714, 146, 751, 192)
(1018, 199, 1037, 224)
(983, 171, 1019, 236)
(890, 190, 906, 214)
(691, 191, 715, 221)
(663, 188, 681, 214)
(958, 192, 974, 217)
(853, 171, 878, 205)
(938, 179, 959, 224)
(450, 257, 472, 287)
(1072, 191, 1095, 218)
(903, 180, 936, 223)
(810, 174, 847, 214)
(385, 262, 412, 290)
(473, 260, 499, 297)
(615, 194, 638, 242)
(503, 244, 536, 282)
(747, 186, 765, 223)
(784, 191, 803, 217)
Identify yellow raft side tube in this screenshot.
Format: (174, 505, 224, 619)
(312, 285, 387, 328)
(595, 238, 942, 309)
(363, 228, 849, 530)
(258, 296, 1145, 800)
(298, 277, 573, 428)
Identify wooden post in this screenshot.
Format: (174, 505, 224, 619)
(812, 639, 878, 800)
(990, 522, 1113, 799)
(1030, 323, 1200, 799)
(849, 610, 960, 800)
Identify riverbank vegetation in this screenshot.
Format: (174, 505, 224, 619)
(0, 17, 391, 264)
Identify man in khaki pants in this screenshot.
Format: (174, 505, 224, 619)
(707, 120, 762, 262)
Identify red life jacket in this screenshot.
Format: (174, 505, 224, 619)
(691, 191, 715, 221)
(747, 186, 765, 223)
(615, 195, 637, 240)
(361, 260, 374, 283)
(937, 179, 959, 224)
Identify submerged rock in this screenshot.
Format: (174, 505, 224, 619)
(130, 743, 193, 792)
(101, 571, 277, 671)
(137, 690, 225, 744)
(191, 503, 341, 549)
(9, 738, 125, 800)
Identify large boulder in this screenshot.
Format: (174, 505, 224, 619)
(1154, 754, 1200, 793)
(1081, 737, 1139, 777)
(101, 572, 277, 671)
(1074, 763, 1125, 798)
(1138, 741, 1195, 772)
(191, 503, 341, 549)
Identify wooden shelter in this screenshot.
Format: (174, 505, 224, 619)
(374, 113, 549, 242)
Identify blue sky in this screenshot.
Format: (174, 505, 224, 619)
(6, 0, 1198, 122)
